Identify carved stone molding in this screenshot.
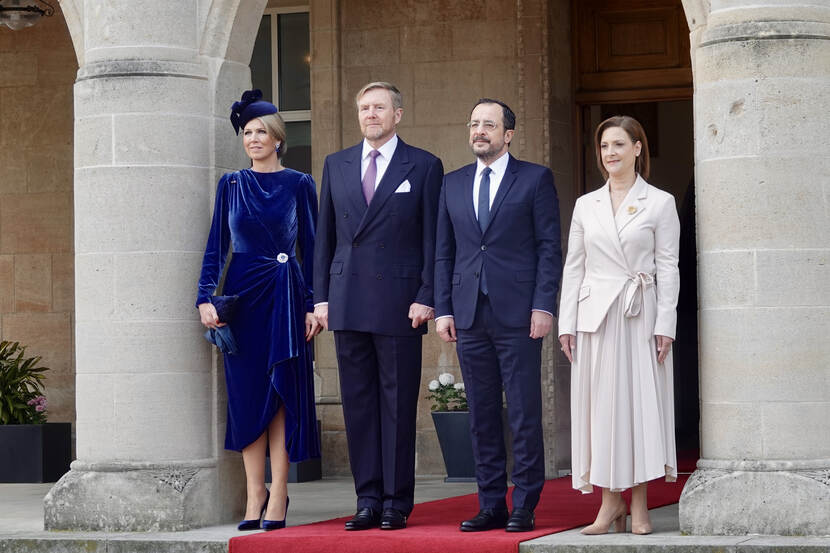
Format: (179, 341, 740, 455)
(153, 467, 201, 493)
(800, 469, 830, 488)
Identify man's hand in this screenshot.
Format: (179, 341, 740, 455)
(436, 317, 457, 343)
(408, 303, 434, 328)
(313, 304, 329, 331)
(529, 311, 553, 339)
(305, 312, 322, 341)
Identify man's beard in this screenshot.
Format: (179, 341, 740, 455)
(471, 139, 498, 162)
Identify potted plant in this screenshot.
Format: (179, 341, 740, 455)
(0, 341, 71, 483)
(426, 372, 476, 482)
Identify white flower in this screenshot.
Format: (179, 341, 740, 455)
(428, 380, 440, 391)
(454, 382, 465, 392)
(438, 373, 455, 386)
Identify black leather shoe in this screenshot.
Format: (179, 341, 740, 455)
(505, 507, 535, 532)
(380, 508, 407, 530)
(460, 508, 509, 532)
(344, 507, 381, 531)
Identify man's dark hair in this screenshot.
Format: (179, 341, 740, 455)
(471, 98, 516, 130)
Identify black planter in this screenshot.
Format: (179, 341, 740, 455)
(0, 422, 72, 483)
(431, 411, 476, 482)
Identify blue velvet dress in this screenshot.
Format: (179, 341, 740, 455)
(196, 168, 321, 461)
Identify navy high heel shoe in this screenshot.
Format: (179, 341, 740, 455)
(237, 489, 270, 531)
(262, 496, 289, 531)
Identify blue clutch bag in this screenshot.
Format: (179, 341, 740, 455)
(210, 295, 240, 323)
(203, 295, 240, 354)
(204, 326, 238, 355)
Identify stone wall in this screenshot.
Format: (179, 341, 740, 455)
(0, 7, 77, 427)
(309, 0, 568, 478)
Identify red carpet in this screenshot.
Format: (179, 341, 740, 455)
(230, 474, 689, 553)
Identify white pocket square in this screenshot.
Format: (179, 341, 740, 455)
(395, 180, 411, 193)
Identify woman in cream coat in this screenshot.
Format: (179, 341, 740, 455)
(558, 115, 680, 535)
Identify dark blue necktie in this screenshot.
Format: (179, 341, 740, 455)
(477, 167, 492, 294)
(477, 167, 492, 232)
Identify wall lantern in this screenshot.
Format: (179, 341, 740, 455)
(0, 0, 54, 31)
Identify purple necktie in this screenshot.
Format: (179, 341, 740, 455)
(362, 149, 380, 205)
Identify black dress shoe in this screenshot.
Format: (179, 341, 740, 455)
(344, 507, 381, 531)
(380, 508, 407, 530)
(460, 508, 509, 532)
(505, 507, 535, 532)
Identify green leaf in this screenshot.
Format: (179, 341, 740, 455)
(0, 341, 50, 425)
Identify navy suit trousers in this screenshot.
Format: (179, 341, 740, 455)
(334, 331, 422, 515)
(456, 294, 545, 511)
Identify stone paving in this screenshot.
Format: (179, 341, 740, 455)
(1, 479, 828, 553)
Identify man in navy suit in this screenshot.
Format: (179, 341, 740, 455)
(435, 99, 562, 532)
(314, 82, 443, 531)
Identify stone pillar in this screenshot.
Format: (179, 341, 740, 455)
(680, 2, 830, 535)
(43, 0, 264, 531)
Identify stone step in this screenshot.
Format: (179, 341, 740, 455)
(3, 533, 830, 553)
(522, 535, 830, 553)
(0, 534, 227, 553)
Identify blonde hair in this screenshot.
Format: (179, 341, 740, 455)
(354, 81, 403, 110)
(256, 112, 288, 158)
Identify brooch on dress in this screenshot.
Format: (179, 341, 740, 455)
(627, 206, 637, 215)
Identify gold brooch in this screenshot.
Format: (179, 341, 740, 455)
(627, 206, 637, 215)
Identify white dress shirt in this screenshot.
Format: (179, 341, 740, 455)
(315, 134, 401, 309)
(436, 150, 552, 320)
(472, 150, 510, 217)
(361, 134, 398, 190)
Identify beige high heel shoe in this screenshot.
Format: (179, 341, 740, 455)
(631, 517, 653, 535)
(580, 503, 627, 535)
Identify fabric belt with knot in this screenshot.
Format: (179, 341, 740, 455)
(623, 272, 655, 319)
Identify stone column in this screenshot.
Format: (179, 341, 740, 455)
(680, 2, 830, 535)
(43, 0, 263, 531)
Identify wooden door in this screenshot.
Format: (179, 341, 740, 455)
(573, 0, 692, 104)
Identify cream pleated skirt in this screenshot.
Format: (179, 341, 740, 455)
(570, 289, 677, 493)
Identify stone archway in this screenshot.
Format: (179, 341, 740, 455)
(40, 0, 830, 535)
(44, 0, 268, 532)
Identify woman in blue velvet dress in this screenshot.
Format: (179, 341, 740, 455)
(196, 90, 321, 531)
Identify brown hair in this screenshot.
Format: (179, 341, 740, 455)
(256, 112, 288, 158)
(594, 115, 650, 180)
(354, 81, 403, 110)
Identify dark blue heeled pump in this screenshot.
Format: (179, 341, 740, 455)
(237, 489, 270, 531)
(262, 496, 290, 531)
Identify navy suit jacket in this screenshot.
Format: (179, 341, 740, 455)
(314, 138, 444, 336)
(435, 154, 562, 329)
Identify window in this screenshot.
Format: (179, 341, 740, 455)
(251, 7, 311, 174)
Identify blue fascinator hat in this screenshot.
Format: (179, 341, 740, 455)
(230, 89, 278, 135)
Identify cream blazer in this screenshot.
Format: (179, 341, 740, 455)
(558, 175, 680, 339)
